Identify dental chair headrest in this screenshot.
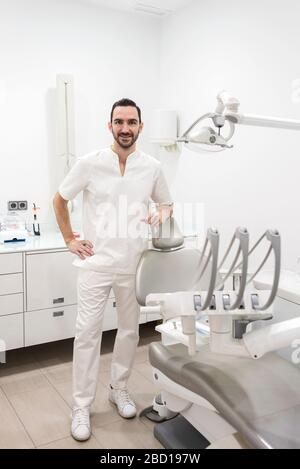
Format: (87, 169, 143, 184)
(151, 217, 184, 251)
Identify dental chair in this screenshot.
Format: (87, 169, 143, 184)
(136, 221, 300, 449)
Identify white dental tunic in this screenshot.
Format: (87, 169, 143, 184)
(58, 147, 172, 274)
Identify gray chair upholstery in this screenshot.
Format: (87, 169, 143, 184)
(136, 218, 214, 306)
(149, 342, 300, 449)
(136, 248, 215, 306)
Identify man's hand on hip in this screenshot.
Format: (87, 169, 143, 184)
(67, 239, 94, 260)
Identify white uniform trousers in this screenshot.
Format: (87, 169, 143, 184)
(73, 269, 140, 409)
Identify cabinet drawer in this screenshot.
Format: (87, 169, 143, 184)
(0, 253, 23, 275)
(26, 251, 77, 311)
(25, 305, 77, 346)
(0, 313, 24, 350)
(0, 273, 23, 295)
(0, 293, 23, 317)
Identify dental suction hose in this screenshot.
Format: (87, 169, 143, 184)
(233, 229, 281, 310)
(192, 227, 220, 310)
(215, 227, 249, 310)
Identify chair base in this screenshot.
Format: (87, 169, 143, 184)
(154, 414, 210, 449)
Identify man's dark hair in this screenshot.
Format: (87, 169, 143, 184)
(110, 98, 142, 124)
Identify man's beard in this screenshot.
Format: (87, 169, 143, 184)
(113, 130, 139, 149)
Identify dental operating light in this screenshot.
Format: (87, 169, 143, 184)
(178, 90, 300, 153)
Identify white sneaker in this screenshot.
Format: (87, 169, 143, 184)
(109, 385, 137, 419)
(71, 407, 91, 441)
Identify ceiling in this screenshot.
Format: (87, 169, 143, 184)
(79, 0, 194, 16)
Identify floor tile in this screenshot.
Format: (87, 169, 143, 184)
(134, 345, 151, 364)
(92, 418, 163, 449)
(53, 380, 73, 408)
(134, 362, 155, 383)
(1, 369, 50, 397)
(0, 322, 163, 449)
(0, 357, 39, 384)
(7, 386, 72, 447)
(139, 414, 160, 433)
(91, 382, 123, 428)
(99, 352, 113, 372)
(38, 435, 103, 449)
(41, 362, 73, 386)
(0, 389, 34, 449)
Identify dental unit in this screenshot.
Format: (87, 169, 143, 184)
(136, 221, 300, 449)
(141, 227, 300, 359)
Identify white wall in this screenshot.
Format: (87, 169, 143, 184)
(1, 0, 299, 271)
(160, 0, 300, 270)
(0, 0, 161, 227)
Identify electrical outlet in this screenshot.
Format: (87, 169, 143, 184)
(18, 201, 28, 211)
(8, 201, 18, 211)
(8, 200, 28, 211)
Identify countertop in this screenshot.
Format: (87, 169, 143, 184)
(0, 231, 70, 253)
(0, 229, 199, 254)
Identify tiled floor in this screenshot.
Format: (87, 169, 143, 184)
(0, 322, 163, 449)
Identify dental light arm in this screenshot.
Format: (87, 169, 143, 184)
(229, 113, 300, 130)
(178, 90, 300, 151)
(217, 90, 300, 129)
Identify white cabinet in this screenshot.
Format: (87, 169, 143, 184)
(0, 253, 24, 349)
(0, 233, 179, 349)
(0, 294, 23, 317)
(0, 273, 23, 295)
(26, 251, 77, 311)
(25, 250, 78, 346)
(0, 253, 22, 275)
(0, 314, 24, 351)
(25, 304, 77, 347)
